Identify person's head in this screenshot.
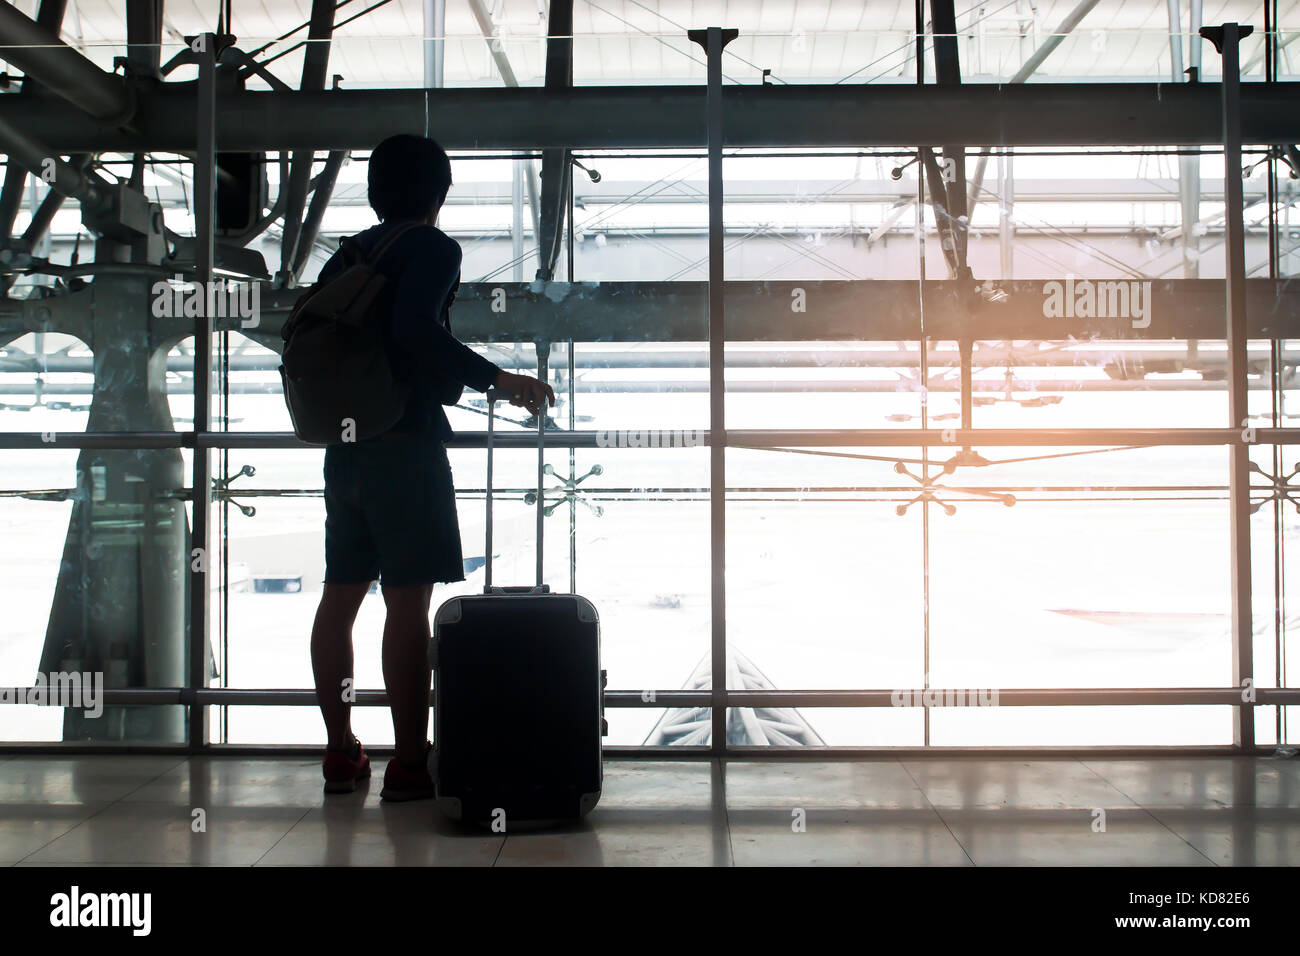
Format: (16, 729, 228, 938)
(367, 134, 453, 223)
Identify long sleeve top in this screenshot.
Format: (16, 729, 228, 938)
(316, 218, 500, 442)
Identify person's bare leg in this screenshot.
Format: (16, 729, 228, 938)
(381, 583, 435, 766)
(311, 581, 371, 750)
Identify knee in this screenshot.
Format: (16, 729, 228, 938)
(381, 584, 434, 615)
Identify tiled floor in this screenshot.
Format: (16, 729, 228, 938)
(1, 754, 1297, 865)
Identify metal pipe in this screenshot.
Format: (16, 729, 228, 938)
(1190, 0, 1204, 73)
(278, 0, 335, 284)
(0, 685, 1295, 708)
(3, 426, 1300, 451)
(19, 185, 65, 247)
(290, 148, 345, 278)
(18, 152, 84, 248)
(0, 743, 1272, 757)
(967, 0, 1103, 212)
(467, 0, 519, 86)
(0, 377, 1282, 398)
(1167, 0, 1186, 76)
(1170, 0, 1202, 279)
(423, 0, 445, 88)
(0, 0, 131, 122)
(463, 0, 540, 274)
(0, 115, 103, 206)
(0, 0, 68, 237)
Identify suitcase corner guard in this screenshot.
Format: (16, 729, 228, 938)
(433, 597, 463, 626)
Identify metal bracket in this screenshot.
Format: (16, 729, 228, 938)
(212, 463, 256, 516)
(892, 450, 1016, 516)
(1199, 24, 1254, 54)
(173, 33, 238, 67)
(525, 462, 605, 517)
(1248, 460, 1300, 514)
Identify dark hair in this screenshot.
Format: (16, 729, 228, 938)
(367, 134, 453, 221)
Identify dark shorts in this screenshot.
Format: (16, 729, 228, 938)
(323, 434, 465, 588)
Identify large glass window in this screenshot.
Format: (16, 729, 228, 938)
(0, 10, 1294, 750)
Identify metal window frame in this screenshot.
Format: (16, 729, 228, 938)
(0, 23, 1290, 756)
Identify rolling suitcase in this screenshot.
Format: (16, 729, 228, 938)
(429, 388, 605, 825)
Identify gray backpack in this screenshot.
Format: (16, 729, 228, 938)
(279, 222, 421, 444)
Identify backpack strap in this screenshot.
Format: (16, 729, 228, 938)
(366, 220, 424, 270)
(338, 236, 363, 267)
(440, 273, 460, 329)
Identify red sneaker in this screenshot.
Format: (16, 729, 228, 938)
(380, 743, 436, 802)
(322, 738, 371, 794)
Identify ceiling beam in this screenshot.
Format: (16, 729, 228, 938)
(0, 0, 132, 122)
(194, 277, 1297, 345)
(0, 0, 70, 238)
(4, 82, 1297, 152)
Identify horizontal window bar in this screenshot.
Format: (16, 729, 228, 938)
(2, 687, 1294, 707)
(0, 743, 1261, 759)
(1, 428, 1299, 450)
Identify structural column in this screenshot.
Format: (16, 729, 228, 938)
(189, 32, 219, 749)
(1203, 22, 1256, 749)
(689, 26, 737, 754)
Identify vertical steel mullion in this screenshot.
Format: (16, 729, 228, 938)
(915, 0, 931, 750)
(1207, 22, 1256, 749)
(485, 393, 495, 591)
(568, 340, 577, 595)
(690, 26, 737, 757)
(220, 329, 229, 744)
(189, 33, 217, 752)
(708, 29, 728, 758)
(536, 345, 548, 589)
(566, 169, 575, 282)
(1265, 0, 1285, 748)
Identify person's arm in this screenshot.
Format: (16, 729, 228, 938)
(390, 228, 556, 415)
(390, 231, 500, 392)
(492, 368, 555, 417)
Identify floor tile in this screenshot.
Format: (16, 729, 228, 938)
(0, 802, 112, 864)
(0, 756, 185, 805)
(937, 808, 1214, 866)
(496, 807, 727, 866)
(1081, 757, 1300, 809)
(0, 755, 1293, 866)
(596, 761, 718, 808)
(725, 760, 928, 809)
(728, 807, 972, 866)
(1145, 806, 1300, 866)
(22, 801, 308, 865)
(901, 759, 1140, 810)
(256, 800, 502, 866)
(121, 757, 331, 808)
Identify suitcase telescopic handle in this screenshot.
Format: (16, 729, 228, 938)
(484, 388, 546, 593)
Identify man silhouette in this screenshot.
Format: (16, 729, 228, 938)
(312, 134, 553, 800)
